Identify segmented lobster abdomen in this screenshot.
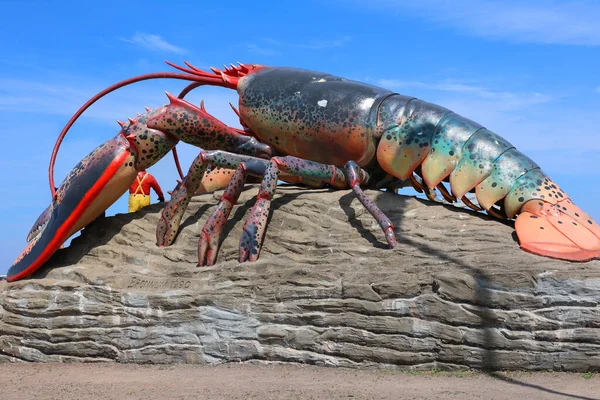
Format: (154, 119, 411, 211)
(376, 97, 451, 180)
(375, 95, 566, 218)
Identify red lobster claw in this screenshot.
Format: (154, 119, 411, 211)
(7, 134, 139, 282)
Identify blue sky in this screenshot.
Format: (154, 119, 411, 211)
(1, 0, 599, 274)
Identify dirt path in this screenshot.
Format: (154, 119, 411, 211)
(0, 363, 598, 400)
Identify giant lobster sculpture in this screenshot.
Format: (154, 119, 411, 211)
(8, 61, 600, 282)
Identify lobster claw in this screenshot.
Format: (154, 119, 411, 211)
(7, 133, 139, 282)
(26, 204, 52, 243)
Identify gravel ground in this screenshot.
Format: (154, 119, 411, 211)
(0, 363, 598, 400)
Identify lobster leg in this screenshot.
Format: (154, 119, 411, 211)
(344, 161, 397, 249)
(237, 157, 397, 263)
(238, 160, 280, 263)
(197, 156, 346, 265)
(156, 150, 265, 247)
(198, 165, 251, 266)
(198, 159, 272, 266)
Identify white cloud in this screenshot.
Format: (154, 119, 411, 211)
(262, 38, 282, 45)
(377, 78, 553, 110)
(120, 32, 187, 54)
(0, 76, 240, 125)
(351, 0, 600, 46)
(299, 36, 352, 49)
(246, 36, 351, 55)
(246, 43, 280, 56)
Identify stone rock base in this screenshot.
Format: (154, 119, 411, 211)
(1, 186, 599, 371)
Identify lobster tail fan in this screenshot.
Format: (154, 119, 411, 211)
(515, 199, 600, 261)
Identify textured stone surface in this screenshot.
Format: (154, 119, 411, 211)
(1, 185, 600, 371)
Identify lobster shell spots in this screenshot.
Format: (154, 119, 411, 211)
(516, 199, 600, 261)
(449, 129, 513, 200)
(377, 100, 448, 180)
(475, 148, 539, 211)
(420, 114, 482, 189)
(504, 169, 566, 218)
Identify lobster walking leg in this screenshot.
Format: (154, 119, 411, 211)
(197, 161, 339, 266)
(198, 160, 268, 266)
(237, 157, 398, 263)
(156, 150, 264, 247)
(344, 161, 397, 248)
(198, 156, 347, 265)
(238, 160, 280, 262)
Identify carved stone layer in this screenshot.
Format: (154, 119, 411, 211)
(1, 186, 599, 370)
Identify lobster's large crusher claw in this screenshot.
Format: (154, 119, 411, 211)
(7, 134, 139, 282)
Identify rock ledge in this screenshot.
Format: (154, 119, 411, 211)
(1, 186, 599, 371)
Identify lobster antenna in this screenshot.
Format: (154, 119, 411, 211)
(183, 61, 205, 73)
(170, 146, 185, 181)
(177, 81, 205, 99)
(49, 65, 228, 197)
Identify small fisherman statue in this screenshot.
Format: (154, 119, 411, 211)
(128, 170, 164, 212)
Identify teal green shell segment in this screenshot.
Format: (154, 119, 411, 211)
(504, 168, 567, 217)
(483, 149, 539, 187)
(418, 113, 486, 188)
(381, 99, 451, 146)
(429, 114, 483, 162)
(377, 98, 451, 178)
(375, 94, 414, 135)
(477, 148, 540, 207)
(455, 129, 514, 179)
(398, 99, 450, 146)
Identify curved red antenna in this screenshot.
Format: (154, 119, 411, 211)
(170, 146, 185, 181)
(48, 67, 229, 197)
(177, 81, 205, 99)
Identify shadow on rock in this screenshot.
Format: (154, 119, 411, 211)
(32, 203, 167, 281)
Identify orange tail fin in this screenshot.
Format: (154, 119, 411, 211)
(515, 198, 600, 261)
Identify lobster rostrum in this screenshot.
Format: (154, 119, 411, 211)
(8, 61, 600, 282)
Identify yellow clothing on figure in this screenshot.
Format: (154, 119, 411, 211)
(128, 194, 151, 212)
(128, 171, 164, 212)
